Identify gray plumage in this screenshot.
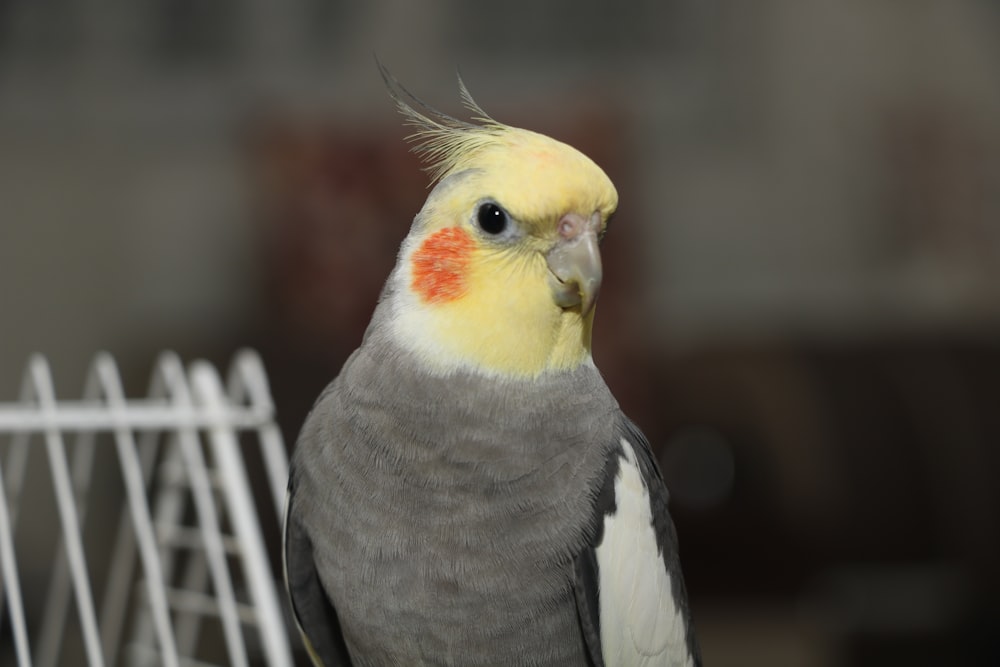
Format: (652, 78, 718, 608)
(288, 319, 617, 664)
(285, 300, 701, 664)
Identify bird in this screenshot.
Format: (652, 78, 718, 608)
(282, 64, 702, 667)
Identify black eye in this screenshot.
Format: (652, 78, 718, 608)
(476, 202, 508, 235)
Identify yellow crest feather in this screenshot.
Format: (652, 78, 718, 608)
(378, 62, 512, 183)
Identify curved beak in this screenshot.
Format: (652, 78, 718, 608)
(545, 212, 603, 316)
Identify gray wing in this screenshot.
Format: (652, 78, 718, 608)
(573, 416, 702, 667)
(283, 475, 354, 667)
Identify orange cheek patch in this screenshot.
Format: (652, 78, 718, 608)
(410, 227, 475, 303)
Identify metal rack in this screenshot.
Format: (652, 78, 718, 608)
(0, 351, 293, 666)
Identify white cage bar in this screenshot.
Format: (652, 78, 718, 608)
(0, 350, 293, 667)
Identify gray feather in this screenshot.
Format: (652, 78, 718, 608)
(287, 318, 620, 665)
(284, 488, 354, 666)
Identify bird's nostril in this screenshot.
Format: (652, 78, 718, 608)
(558, 216, 579, 239)
(558, 212, 603, 240)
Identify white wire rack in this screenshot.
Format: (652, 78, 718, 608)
(0, 350, 293, 667)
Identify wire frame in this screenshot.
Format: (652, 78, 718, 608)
(0, 350, 293, 667)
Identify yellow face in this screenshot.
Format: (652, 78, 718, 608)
(387, 127, 619, 378)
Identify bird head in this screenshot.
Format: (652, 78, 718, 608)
(378, 69, 619, 379)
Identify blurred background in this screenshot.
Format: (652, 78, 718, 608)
(3, 1, 1000, 665)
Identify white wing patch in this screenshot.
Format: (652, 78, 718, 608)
(595, 438, 694, 667)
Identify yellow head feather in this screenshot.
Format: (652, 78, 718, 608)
(378, 65, 619, 378)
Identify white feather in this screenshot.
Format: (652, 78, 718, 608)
(595, 438, 694, 667)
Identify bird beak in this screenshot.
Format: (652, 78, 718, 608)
(546, 212, 603, 316)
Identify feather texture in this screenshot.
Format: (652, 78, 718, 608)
(594, 438, 696, 667)
(378, 59, 509, 183)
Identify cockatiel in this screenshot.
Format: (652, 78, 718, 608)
(283, 66, 702, 667)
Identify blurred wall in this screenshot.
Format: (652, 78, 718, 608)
(2, 1, 1000, 665)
